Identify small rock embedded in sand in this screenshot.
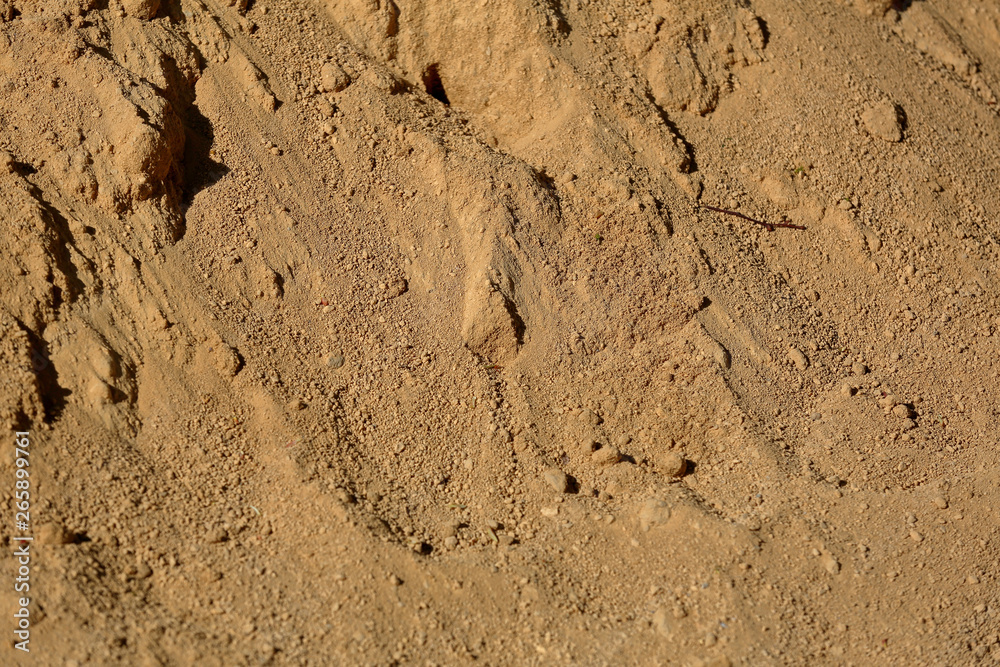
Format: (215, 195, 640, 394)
(207, 527, 229, 544)
(122, 0, 161, 20)
(841, 383, 856, 397)
(320, 63, 351, 93)
(932, 495, 949, 509)
(288, 399, 307, 411)
(852, 362, 869, 376)
(909, 530, 923, 542)
(651, 607, 673, 638)
(580, 437, 598, 453)
(713, 344, 731, 369)
(217, 345, 243, 376)
(788, 347, 809, 370)
(657, 451, 686, 478)
(892, 403, 915, 419)
(821, 553, 840, 575)
(36, 522, 73, 545)
(592, 446, 621, 466)
(543, 468, 570, 493)
(639, 498, 671, 531)
(327, 353, 345, 369)
(540, 506, 559, 517)
(861, 99, 903, 142)
(579, 408, 602, 426)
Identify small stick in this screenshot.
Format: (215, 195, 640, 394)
(700, 205, 806, 232)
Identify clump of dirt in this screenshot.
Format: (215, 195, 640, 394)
(2, 0, 1000, 664)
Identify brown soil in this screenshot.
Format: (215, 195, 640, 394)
(2, 0, 999, 664)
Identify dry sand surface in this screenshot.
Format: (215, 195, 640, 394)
(1, 0, 1000, 664)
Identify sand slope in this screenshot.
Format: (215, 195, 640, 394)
(1, 0, 999, 664)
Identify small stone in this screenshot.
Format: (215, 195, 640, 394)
(656, 451, 686, 478)
(288, 399, 307, 411)
(967, 574, 980, 585)
(36, 522, 74, 545)
(638, 498, 671, 531)
(892, 404, 915, 419)
(821, 553, 840, 575)
(591, 446, 621, 466)
(388, 574, 402, 586)
(579, 408, 602, 426)
(851, 362, 869, 376)
(580, 438, 598, 453)
(652, 607, 672, 638)
(137, 562, 153, 579)
(788, 348, 809, 371)
(861, 99, 903, 142)
(207, 527, 228, 544)
(909, 530, 923, 542)
(320, 63, 351, 93)
(327, 354, 345, 369)
(121, 0, 161, 19)
(540, 506, 559, 517)
(712, 344, 731, 369)
(901, 418, 916, 431)
(932, 495, 949, 509)
(443, 536, 457, 549)
(543, 468, 570, 493)
(841, 383, 856, 397)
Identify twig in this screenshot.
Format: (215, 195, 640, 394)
(700, 205, 806, 232)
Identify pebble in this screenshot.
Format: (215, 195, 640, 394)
(579, 408, 602, 426)
(36, 522, 74, 545)
(909, 530, 923, 542)
(388, 574, 402, 586)
(327, 353, 345, 369)
(444, 536, 457, 549)
(592, 446, 621, 466)
(841, 383, 856, 397)
(652, 607, 673, 638)
(821, 553, 840, 575)
(320, 62, 351, 93)
(207, 527, 229, 544)
(713, 344, 731, 369)
(638, 498, 671, 531)
(851, 362, 869, 376)
(656, 451, 686, 478)
(932, 495, 948, 509)
(543, 468, 570, 493)
(580, 438, 598, 453)
(892, 404, 915, 419)
(861, 99, 903, 142)
(540, 506, 559, 517)
(788, 348, 809, 371)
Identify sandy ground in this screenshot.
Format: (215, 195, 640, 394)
(1, 0, 999, 664)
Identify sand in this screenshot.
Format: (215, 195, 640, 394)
(1, 0, 999, 664)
